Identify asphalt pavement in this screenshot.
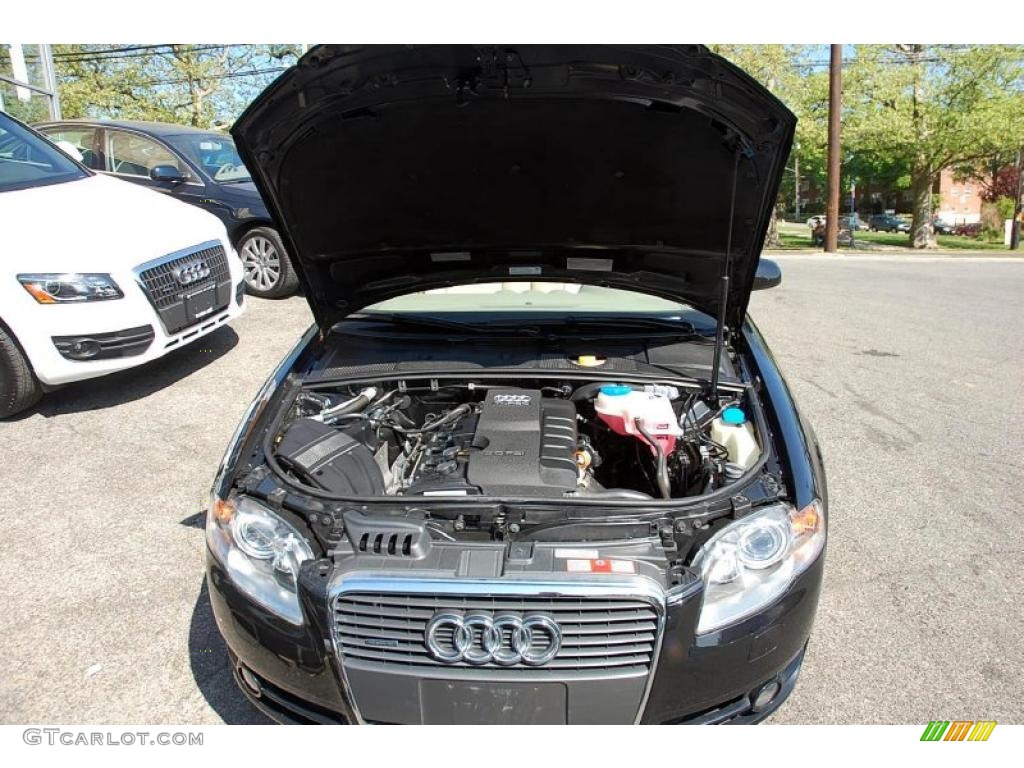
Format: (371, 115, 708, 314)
(1, 253, 1021, 724)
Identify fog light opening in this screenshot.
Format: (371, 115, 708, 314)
(238, 665, 263, 699)
(68, 339, 100, 360)
(751, 680, 781, 712)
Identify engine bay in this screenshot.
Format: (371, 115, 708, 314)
(270, 376, 764, 502)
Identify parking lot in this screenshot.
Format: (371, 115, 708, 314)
(1, 253, 1022, 724)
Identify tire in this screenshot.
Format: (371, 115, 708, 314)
(0, 324, 42, 418)
(238, 227, 300, 298)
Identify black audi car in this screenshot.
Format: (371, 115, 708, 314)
(35, 119, 299, 297)
(207, 44, 827, 725)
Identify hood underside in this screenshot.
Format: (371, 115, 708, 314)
(233, 45, 795, 330)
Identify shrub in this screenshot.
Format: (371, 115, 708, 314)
(995, 196, 1017, 221)
(980, 202, 1005, 241)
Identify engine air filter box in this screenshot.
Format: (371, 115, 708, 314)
(275, 418, 385, 495)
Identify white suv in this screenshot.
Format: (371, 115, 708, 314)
(0, 113, 246, 417)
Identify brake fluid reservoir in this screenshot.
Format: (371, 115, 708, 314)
(594, 385, 682, 455)
(710, 407, 760, 469)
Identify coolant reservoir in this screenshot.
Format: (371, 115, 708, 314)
(594, 385, 682, 455)
(710, 407, 760, 469)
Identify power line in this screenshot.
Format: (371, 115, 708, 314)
(50, 45, 237, 64)
(56, 47, 227, 63)
(50, 44, 177, 59)
(134, 66, 289, 87)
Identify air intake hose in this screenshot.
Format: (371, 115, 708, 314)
(314, 387, 378, 423)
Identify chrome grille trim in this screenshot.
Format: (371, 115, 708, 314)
(135, 241, 230, 308)
(133, 240, 231, 334)
(327, 575, 669, 725)
(334, 595, 657, 669)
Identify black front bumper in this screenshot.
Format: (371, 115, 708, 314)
(206, 551, 823, 725)
(52, 325, 154, 361)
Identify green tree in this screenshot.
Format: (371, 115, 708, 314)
(844, 45, 1024, 248)
(710, 45, 829, 240)
(52, 44, 300, 128)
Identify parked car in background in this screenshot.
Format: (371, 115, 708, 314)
(811, 227, 854, 247)
(952, 222, 982, 237)
(869, 213, 910, 233)
(931, 217, 955, 235)
(36, 120, 299, 298)
(840, 213, 869, 232)
(0, 112, 246, 418)
(807, 214, 867, 232)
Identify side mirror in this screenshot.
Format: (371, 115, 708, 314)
(55, 140, 84, 163)
(150, 164, 188, 184)
(753, 259, 782, 291)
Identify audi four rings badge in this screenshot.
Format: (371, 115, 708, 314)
(424, 612, 561, 665)
(493, 394, 532, 405)
(173, 259, 211, 286)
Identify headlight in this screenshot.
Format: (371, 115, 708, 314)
(691, 501, 825, 634)
(18, 273, 123, 303)
(206, 495, 314, 624)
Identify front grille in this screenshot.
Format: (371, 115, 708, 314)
(137, 244, 232, 334)
(138, 244, 230, 310)
(333, 592, 659, 672)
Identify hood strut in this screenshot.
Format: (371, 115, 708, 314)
(709, 147, 742, 404)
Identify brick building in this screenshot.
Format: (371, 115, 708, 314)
(934, 168, 983, 224)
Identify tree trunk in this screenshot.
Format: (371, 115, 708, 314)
(764, 204, 781, 248)
(906, 44, 936, 250)
(910, 167, 937, 249)
(761, 74, 781, 250)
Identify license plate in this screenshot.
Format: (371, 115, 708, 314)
(419, 679, 567, 724)
(184, 285, 218, 322)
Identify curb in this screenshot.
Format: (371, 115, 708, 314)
(763, 251, 1024, 263)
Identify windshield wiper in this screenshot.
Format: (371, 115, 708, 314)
(345, 314, 712, 341)
(518, 315, 713, 339)
(346, 313, 542, 337)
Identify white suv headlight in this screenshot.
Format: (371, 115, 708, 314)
(18, 273, 123, 303)
(691, 501, 825, 634)
(206, 495, 314, 624)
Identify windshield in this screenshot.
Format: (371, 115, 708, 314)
(367, 282, 703, 319)
(172, 133, 251, 183)
(0, 114, 88, 193)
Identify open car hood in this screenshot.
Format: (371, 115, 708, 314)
(233, 45, 795, 330)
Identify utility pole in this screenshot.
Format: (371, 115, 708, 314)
(1012, 148, 1022, 250)
(825, 44, 843, 253)
(849, 179, 857, 248)
(794, 151, 801, 220)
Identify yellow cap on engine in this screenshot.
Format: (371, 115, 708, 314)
(575, 355, 606, 367)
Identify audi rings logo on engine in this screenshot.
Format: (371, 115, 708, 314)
(493, 394, 532, 406)
(173, 259, 211, 286)
(424, 612, 561, 666)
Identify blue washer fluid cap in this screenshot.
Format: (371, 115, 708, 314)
(600, 384, 632, 396)
(722, 407, 747, 425)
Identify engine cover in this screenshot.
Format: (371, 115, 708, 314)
(466, 389, 578, 497)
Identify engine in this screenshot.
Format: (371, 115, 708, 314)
(388, 389, 577, 496)
(276, 378, 761, 501)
